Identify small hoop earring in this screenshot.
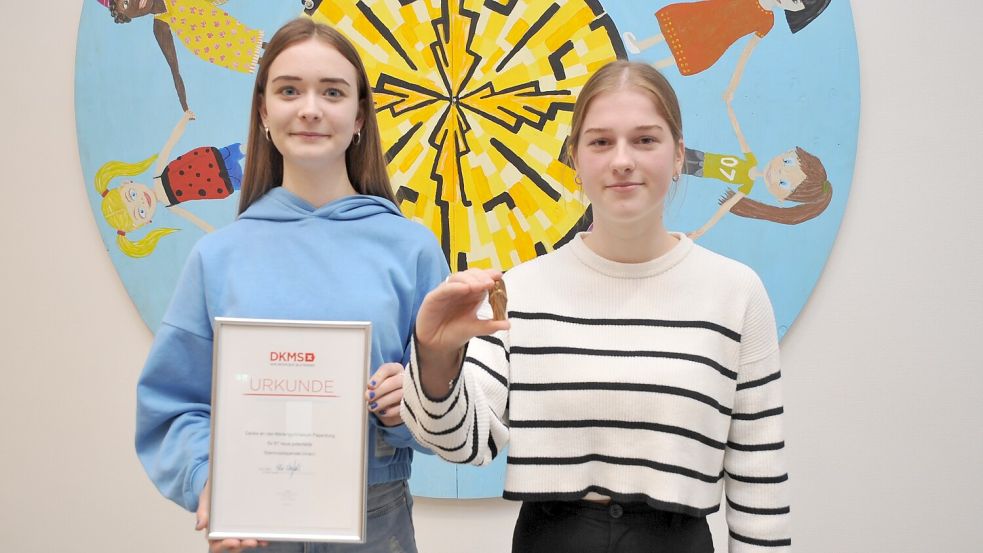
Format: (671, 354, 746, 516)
(352, 131, 361, 146)
(672, 174, 680, 183)
(264, 126, 271, 142)
(303, 0, 315, 9)
(574, 174, 582, 185)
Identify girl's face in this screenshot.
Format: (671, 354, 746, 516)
(773, 0, 806, 12)
(572, 87, 682, 229)
(764, 149, 807, 200)
(260, 39, 363, 173)
(119, 180, 158, 228)
(113, 0, 155, 18)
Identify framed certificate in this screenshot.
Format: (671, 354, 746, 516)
(208, 317, 371, 543)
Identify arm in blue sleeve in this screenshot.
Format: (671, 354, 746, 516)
(135, 324, 213, 511)
(380, 232, 450, 454)
(373, 416, 432, 453)
(134, 248, 215, 512)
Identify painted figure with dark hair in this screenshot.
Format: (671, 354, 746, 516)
(623, 0, 831, 76)
(98, 0, 264, 112)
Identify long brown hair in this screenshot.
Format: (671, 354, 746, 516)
(237, 18, 394, 215)
(727, 146, 832, 224)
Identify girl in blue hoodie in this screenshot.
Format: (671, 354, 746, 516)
(135, 18, 448, 553)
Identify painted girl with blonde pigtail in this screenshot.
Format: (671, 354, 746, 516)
(94, 110, 244, 257)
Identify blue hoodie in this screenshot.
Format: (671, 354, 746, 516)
(135, 187, 449, 512)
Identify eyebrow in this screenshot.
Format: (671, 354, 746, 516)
(271, 75, 352, 86)
(583, 124, 666, 134)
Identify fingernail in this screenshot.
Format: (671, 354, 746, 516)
(369, 391, 375, 399)
(370, 402, 377, 409)
(379, 409, 387, 415)
(370, 380, 376, 387)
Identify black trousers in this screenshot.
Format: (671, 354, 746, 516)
(512, 500, 713, 553)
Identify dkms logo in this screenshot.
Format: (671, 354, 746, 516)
(269, 352, 316, 364)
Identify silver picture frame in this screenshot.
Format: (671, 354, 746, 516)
(208, 317, 370, 543)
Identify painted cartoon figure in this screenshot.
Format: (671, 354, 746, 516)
(94, 111, 244, 257)
(301, 0, 323, 15)
(684, 97, 831, 239)
(98, 0, 264, 112)
(623, 0, 830, 77)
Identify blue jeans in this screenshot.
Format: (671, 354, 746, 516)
(257, 480, 417, 553)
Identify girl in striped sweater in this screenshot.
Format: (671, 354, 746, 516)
(401, 61, 790, 553)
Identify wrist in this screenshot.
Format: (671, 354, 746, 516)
(416, 340, 465, 399)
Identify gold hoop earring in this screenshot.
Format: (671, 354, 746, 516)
(352, 131, 361, 146)
(574, 174, 582, 185)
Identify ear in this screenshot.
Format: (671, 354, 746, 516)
(675, 138, 685, 175)
(566, 142, 577, 172)
(258, 96, 268, 128)
(355, 105, 365, 136)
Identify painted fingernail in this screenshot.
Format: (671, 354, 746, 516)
(370, 380, 376, 387)
(379, 409, 387, 415)
(369, 391, 375, 399)
(370, 402, 378, 409)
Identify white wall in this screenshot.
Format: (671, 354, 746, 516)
(1, 2, 980, 551)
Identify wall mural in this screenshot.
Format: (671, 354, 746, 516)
(76, 0, 858, 498)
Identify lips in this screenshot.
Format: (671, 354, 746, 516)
(290, 132, 330, 139)
(606, 182, 642, 189)
(144, 191, 153, 205)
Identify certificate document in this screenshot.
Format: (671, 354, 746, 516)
(208, 317, 370, 543)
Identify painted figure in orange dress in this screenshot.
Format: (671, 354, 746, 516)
(624, 0, 830, 76)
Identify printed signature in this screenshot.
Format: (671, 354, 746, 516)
(260, 462, 302, 477)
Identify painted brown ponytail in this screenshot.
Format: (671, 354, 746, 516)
(726, 147, 832, 225)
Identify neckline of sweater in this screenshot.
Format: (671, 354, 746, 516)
(566, 231, 694, 279)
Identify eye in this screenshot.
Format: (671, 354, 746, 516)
(279, 86, 299, 97)
(138, 208, 147, 218)
(324, 88, 344, 98)
(779, 180, 790, 188)
(637, 136, 658, 145)
(588, 138, 610, 147)
(128, 189, 138, 200)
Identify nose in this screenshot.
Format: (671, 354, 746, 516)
(611, 140, 635, 174)
(298, 93, 322, 121)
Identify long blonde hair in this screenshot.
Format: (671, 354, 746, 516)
(94, 156, 178, 258)
(237, 18, 395, 214)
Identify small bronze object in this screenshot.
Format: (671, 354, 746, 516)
(489, 279, 508, 321)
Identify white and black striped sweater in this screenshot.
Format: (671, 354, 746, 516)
(402, 233, 790, 551)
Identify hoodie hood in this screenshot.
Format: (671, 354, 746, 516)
(238, 186, 403, 222)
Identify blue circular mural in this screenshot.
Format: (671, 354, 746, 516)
(76, 0, 858, 498)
